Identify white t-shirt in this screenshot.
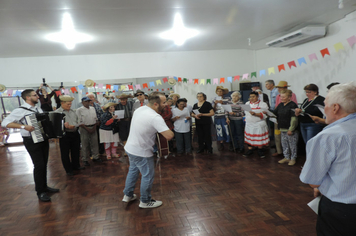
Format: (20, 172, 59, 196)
(172, 107, 190, 133)
(124, 106, 169, 157)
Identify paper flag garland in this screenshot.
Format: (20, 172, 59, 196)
(106, 84, 111, 90)
(298, 57, 307, 66)
(55, 91, 61, 96)
(242, 74, 249, 80)
(200, 79, 205, 85)
(70, 87, 77, 93)
(113, 85, 119, 91)
(287, 61, 296, 69)
(278, 64, 285, 72)
(347, 35, 356, 47)
(156, 80, 162, 85)
(163, 78, 168, 83)
(128, 85, 133, 90)
(334, 42, 344, 52)
(213, 78, 218, 85)
(189, 79, 193, 84)
(194, 79, 199, 84)
(309, 53, 318, 62)
(78, 84, 84, 90)
(234, 75, 240, 81)
(251, 72, 257, 78)
(149, 82, 155, 87)
(227, 77, 232, 83)
(320, 48, 330, 58)
(64, 89, 69, 95)
(220, 78, 225, 84)
(268, 67, 275, 75)
(98, 84, 103, 89)
(207, 79, 211, 84)
(143, 83, 148, 89)
(178, 77, 182, 82)
(259, 70, 266, 76)
(183, 78, 187, 83)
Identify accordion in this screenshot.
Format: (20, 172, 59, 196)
(24, 112, 66, 143)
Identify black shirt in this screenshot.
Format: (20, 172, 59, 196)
(299, 96, 325, 123)
(193, 101, 213, 125)
(274, 101, 298, 129)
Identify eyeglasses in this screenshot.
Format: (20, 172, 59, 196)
(137, 94, 143, 96)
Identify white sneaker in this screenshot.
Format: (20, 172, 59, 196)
(139, 199, 163, 208)
(122, 194, 137, 203)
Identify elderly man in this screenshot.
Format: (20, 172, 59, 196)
(55, 95, 84, 176)
(132, 89, 148, 113)
(115, 93, 134, 144)
(169, 91, 180, 108)
(76, 96, 102, 166)
(87, 93, 104, 155)
(122, 92, 174, 208)
(1, 89, 59, 202)
(300, 82, 356, 235)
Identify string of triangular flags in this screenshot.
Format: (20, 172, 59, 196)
(1, 34, 355, 97)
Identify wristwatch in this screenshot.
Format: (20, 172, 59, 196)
(20, 125, 25, 129)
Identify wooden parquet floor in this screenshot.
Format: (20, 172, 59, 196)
(0, 142, 316, 236)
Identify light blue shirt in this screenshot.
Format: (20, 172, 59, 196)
(270, 87, 279, 110)
(300, 113, 356, 204)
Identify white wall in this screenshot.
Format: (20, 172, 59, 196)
(255, 11, 356, 103)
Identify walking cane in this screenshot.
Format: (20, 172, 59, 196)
(227, 121, 237, 153)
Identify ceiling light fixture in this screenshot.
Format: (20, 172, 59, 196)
(160, 13, 198, 46)
(46, 13, 93, 50)
(338, 0, 344, 9)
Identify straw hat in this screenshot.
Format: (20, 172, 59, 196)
(169, 91, 180, 99)
(168, 78, 177, 86)
(102, 102, 117, 111)
(215, 86, 229, 95)
(85, 79, 95, 87)
(116, 93, 133, 99)
(59, 95, 75, 102)
(0, 84, 6, 92)
(275, 81, 291, 88)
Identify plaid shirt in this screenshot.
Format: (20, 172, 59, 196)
(115, 100, 134, 118)
(160, 105, 174, 130)
(92, 102, 104, 120)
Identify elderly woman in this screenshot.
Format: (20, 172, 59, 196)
(273, 90, 299, 166)
(225, 91, 245, 153)
(172, 99, 192, 155)
(243, 91, 269, 158)
(100, 102, 120, 160)
(36, 83, 55, 111)
(192, 92, 215, 154)
(295, 84, 325, 143)
(212, 86, 231, 151)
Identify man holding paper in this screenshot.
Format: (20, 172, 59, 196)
(300, 82, 356, 236)
(115, 93, 134, 146)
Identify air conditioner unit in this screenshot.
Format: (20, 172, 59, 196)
(266, 26, 326, 47)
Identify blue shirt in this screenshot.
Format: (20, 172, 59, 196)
(300, 113, 356, 204)
(270, 87, 279, 110)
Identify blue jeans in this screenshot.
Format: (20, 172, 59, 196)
(123, 152, 155, 203)
(175, 131, 191, 154)
(229, 119, 245, 150)
(300, 122, 324, 144)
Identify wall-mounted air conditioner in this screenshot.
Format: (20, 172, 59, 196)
(266, 26, 327, 47)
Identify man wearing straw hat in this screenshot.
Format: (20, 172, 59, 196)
(132, 89, 148, 113)
(115, 93, 134, 147)
(55, 95, 84, 176)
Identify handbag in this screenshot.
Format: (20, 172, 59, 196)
(112, 120, 120, 134)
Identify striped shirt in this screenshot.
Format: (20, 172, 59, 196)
(300, 112, 356, 203)
(115, 100, 134, 118)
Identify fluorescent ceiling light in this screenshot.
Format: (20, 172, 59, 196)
(160, 13, 198, 46)
(46, 13, 93, 50)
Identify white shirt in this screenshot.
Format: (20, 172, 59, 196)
(245, 100, 269, 123)
(76, 106, 97, 126)
(125, 106, 169, 157)
(172, 107, 190, 133)
(1, 102, 43, 137)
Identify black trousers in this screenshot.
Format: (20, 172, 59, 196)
(317, 195, 356, 236)
(23, 138, 49, 195)
(59, 131, 81, 173)
(118, 119, 131, 141)
(96, 125, 104, 154)
(196, 123, 212, 151)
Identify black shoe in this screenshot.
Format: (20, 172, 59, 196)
(38, 192, 51, 202)
(66, 172, 74, 176)
(93, 158, 103, 163)
(46, 186, 60, 193)
(196, 149, 204, 154)
(73, 166, 85, 170)
(218, 143, 224, 151)
(238, 148, 245, 154)
(207, 149, 213, 154)
(243, 149, 254, 157)
(258, 149, 265, 158)
(84, 161, 90, 166)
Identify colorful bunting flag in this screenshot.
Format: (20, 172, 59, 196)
(178, 77, 182, 82)
(242, 74, 249, 80)
(213, 78, 218, 85)
(70, 87, 77, 93)
(298, 57, 307, 66)
(78, 84, 84, 90)
(183, 78, 187, 83)
(234, 75, 240, 81)
(227, 77, 232, 83)
(64, 89, 69, 95)
(334, 42, 344, 52)
(220, 77, 225, 84)
(200, 79, 205, 85)
(251, 72, 257, 78)
(173, 76, 178, 81)
(207, 79, 211, 84)
(259, 70, 266, 77)
(128, 85, 133, 90)
(194, 79, 199, 84)
(149, 82, 155, 87)
(120, 85, 126, 91)
(189, 79, 193, 84)
(309, 53, 318, 62)
(143, 83, 148, 89)
(287, 61, 296, 69)
(15, 90, 21, 97)
(347, 35, 356, 47)
(278, 64, 285, 72)
(113, 85, 119, 91)
(135, 84, 141, 90)
(320, 48, 330, 58)
(55, 91, 61, 96)
(98, 84, 103, 89)
(268, 67, 275, 75)
(106, 84, 111, 90)
(162, 78, 168, 83)
(156, 80, 162, 86)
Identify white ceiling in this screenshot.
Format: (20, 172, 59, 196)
(0, 0, 356, 58)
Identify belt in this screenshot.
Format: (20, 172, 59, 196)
(23, 136, 32, 140)
(85, 124, 96, 127)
